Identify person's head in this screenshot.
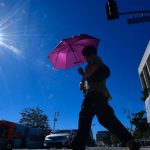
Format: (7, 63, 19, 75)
(82, 45, 97, 58)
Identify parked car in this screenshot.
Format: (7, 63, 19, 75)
(44, 129, 77, 148)
(135, 139, 150, 147)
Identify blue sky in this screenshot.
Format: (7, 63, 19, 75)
(0, 0, 150, 138)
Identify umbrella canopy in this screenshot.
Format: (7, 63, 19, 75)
(48, 34, 99, 69)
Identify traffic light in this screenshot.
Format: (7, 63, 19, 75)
(105, 0, 119, 20)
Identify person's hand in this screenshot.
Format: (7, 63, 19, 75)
(78, 67, 84, 76)
(79, 81, 85, 91)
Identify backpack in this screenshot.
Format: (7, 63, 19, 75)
(87, 64, 110, 82)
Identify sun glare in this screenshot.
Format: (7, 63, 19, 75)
(0, 1, 30, 57)
(0, 33, 3, 43)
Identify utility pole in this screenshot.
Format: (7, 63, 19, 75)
(91, 123, 95, 139)
(53, 112, 59, 131)
(124, 108, 133, 135)
(105, 0, 150, 24)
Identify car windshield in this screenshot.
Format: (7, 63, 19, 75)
(53, 130, 71, 134)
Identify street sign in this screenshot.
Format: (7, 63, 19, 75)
(127, 16, 150, 24)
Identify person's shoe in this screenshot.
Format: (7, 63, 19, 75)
(127, 140, 141, 150)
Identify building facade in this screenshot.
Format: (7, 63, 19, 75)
(138, 41, 150, 123)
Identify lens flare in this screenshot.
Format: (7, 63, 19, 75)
(0, 33, 3, 43)
(0, 0, 30, 57)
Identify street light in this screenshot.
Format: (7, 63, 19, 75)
(53, 112, 59, 131)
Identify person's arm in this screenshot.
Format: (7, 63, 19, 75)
(85, 63, 100, 77)
(78, 67, 86, 78)
(79, 80, 86, 91)
(86, 55, 103, 77)
(78, 63, 100, 79)
(78, 68, 87, 93)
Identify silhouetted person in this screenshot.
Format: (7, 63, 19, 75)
(71, 45, 140, 150)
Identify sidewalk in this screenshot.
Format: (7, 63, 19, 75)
(13, 147, 150, 150)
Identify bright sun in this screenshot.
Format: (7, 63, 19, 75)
(0, 33, 3, 43)
(0, 1, 30, 57)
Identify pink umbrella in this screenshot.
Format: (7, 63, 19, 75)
(48, 34, 99, 69)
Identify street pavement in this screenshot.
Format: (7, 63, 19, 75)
(13, 147, 150, 150)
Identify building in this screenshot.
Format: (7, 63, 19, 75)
(138, 41, 150, 123)
(0, 120, 45, 149)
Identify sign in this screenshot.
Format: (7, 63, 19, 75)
(145, 96, 150, 123)
(127, 16, 150, 24)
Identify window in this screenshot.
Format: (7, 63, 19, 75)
(0, 126, 8, 138)
(144, 65, 150, 93)
(140, 72, 147, 90)
(147, 54, 150, 72)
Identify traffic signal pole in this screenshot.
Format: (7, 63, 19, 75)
(119, 10, 150, 24)
(119, 10, 150, 15)
(105, 0, 150, 24)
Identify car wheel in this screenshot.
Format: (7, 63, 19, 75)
(56, 146, 62, 149)
(45, 146, 50, 149)
(67, 146, 71, 149)
(6, 142, 13, 150)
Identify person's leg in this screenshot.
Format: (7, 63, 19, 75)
(94, 94, 133, 145)
(72, 96, 95, 150)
